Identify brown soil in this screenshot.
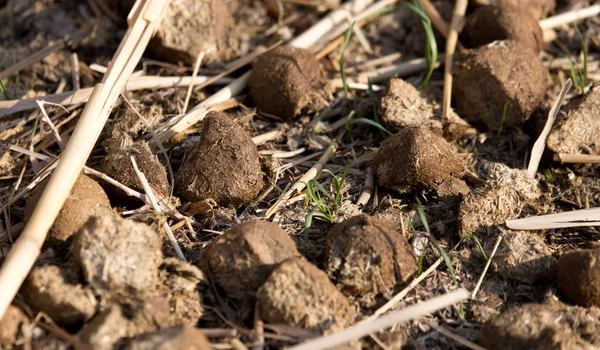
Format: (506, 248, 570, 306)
(324, 214, 417, 300)
(123, 325, 211, 350)
(24, 174, 112, 242)
(374, 125, 465, 193)
(175, 111, 263, 206)
(547, 83, 600, 154)
(461, 4, 544, 53)
(0, 305, 29, 347)
(257, 257, 355, 334)
(472, 0, 556, 19)
(199, 220, 300, 316)
(157, 258, 206, 325)
(248, 46, 330, 120)
(453, 40, 548, 131)
(557, 248, 600, 307)
(378, 78, 470, 141)
(436, 176, 471, 198)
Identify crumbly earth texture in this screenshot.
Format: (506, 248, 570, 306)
(324, 215, 417, 300)
(0, 305, 29, 347)
(547, 83, 600, 154)
(248, 46, 330, 120)
(24, 174, 112, 241)
(157, 258, 206, 325)
(557, 248, 600, 307)
(175, 111, 263, 206)
(257, 257, 355, 334)
(453, 40, 547, 132)
(374, 125, 465, 193)
(199, 220, 300, 315)
(123, 326, 211, 350)
(378, 78, 470, 141)
(461, 4, 544, 52)
(71, 214, 163, 296)
(471, 0, 556, 19)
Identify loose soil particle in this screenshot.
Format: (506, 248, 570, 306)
(24, 174, 113, 242)
(123, 325, 211, 350)
(374, 125, 465, 193)
(257, 257, 355, 334)
(378, 78, 470, 141)
(453, 40, 547, 132)
(175, 111, 263, 206)
(557, 248, 600, 307)
(461, 4, 544, 53)
(199, 220, 300, 316)
(248, 46, 330, 120)
(324, 214, 417, 300)
(0, 305, 29, 347)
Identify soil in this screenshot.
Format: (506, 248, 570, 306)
(123, 325, 211, 350)
(0, 305, 28, 347)
(557, 248, 600, 307)
(473, 0, 556, 19)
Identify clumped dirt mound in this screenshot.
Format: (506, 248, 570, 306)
(324, 214, 417, 300)
(24, 174, 112, 242)
(557, 248, 600, 307)
(257, 257, 355, 334)
(199, 220, 300, 316)
(0, 305, 29, 347)
(158, 258, 206, 325)
(378, 78, 470, 141)
(547, 83, 600, 154)
(374, 126, 465, 193)
(148, 0, 238, 64)
(461, 4, 544, 52)
(477, 303, 600, 349)
(175, 111, 263, 206)
(453, 40, 547, 132)
(248, 46, 330, 120)
(123, 325, 211, 350)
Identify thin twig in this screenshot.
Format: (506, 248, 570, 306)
(428, 323, 486, 350)
(418, 0, 449, 37)
(539, 4, 600, 30)
(471, 236, 502, 299)
(356, 166, 374, 207)
(553, 153, 600, 164)
(182, 52, 206, 114)
(35, 100, 69, 151)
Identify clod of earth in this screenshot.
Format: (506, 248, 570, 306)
(457, 163, 543, 235)
(24, 174, 112, 242)
(248, 46, 330, 120)
(21, 264, 97, 331)
(175, 111, 263, 206)
(72, 214, 163, 296)
(461, 4, 544, 53)
(547, 83, 600, 155)
(148, 0, 239, 64)
(477, 303, 600, 349)
(378, 78, 470, 141)
(374, 125, 465, 194)
(557, 248, 600, 307)
(102, 134, 170, 196)
(0, 305, 29, 347)
(123, 325, 211, 350)
(158, 258, 206, 325)
(0, 143, 15, 176)
(453, 40, 547, 132)
(436, 176, 471, 198)
(199, 220, 300, 316)
(471, 0, 556, 20)
(257, 257, 355, 334)
(324, 214, 417, 300)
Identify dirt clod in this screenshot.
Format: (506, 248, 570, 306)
(374, 126, 465, 193)
(453, 40, 547, 131)
(257, 257, 355, 334)
(123, 325, 211, 350)
(472, 0, 556, 19)
(175, 111, 263, 206)
(461, 4, 544, 53)
(557, 248, 600, 307)
(248, 46, 330, 120)
(324, 215, 417, 299)
(547, 83, 600, 155)
(72, 215, 163, 296)
(199, 220, 300, 314)
(378, 78, 470, 141)
(24, 174, 112, 241)
(158, 258, 206, 325)
(437, 176, 471, 198)
(0, 305, 29, 347)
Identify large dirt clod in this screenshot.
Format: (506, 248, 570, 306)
(378, 78, 470, 141)
(175, 111, 263, 206)
(123, 326, 211, 350)
(324, 215, 417, 299)
(557, 248, 600, 307)
(453, 40, 547, 132)
(248, 46, 330, 120)
(257, 257, 355, 334)
(374, 126, 465, 193)
(24, 174, 112, 241)
(72, 215, 163, 295)
(199, 220, 300, 314)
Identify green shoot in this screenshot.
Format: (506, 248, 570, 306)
(458, 234, 488, 260)
(416, 197, 457, 285)
(339, 22, 355, 98)
(497, 101, 509, 135)
(368, 78, 387, 138)
(275, 0, 284, 33)
(574, 21, 588, 93)
(346, 117, 392, 135)
(345, 110, 357, 135)
(0, 244, 11, 249)
(405, 0, 438, 90)
(544, 169, 555, 184)
(0, 80, 8, 100)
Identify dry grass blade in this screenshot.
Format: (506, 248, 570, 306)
(471, 235, 502, 299)
(553, 153, 600, 164)
(418, 0, 449, 37)
(288, 289, 470, 350)
(506, 207, 600, 230)
(428, 323, 486, 350)
(527, 79, 572, 177)
(539, 4, 600, 30)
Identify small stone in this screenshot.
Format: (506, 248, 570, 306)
(257, 258, 355, 334)
(557, 248, 600, 307)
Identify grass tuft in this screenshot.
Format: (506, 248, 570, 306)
(304, 169, 349, 242)
(339, 22, 356, 99)
(569, 21, 589, 94)
(405, 0, 438, 90)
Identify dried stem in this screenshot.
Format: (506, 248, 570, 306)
(553, 153, 600, 164)
(471, 235, 502, 299)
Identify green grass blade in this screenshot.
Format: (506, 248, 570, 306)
(345, 110, 357, 135)
(304, 211, 334, 242)
(339, 22, 356, 98)
(405, 0, 437, 89)
(0, 80, 9, 100)
(573, 21, 588, 90)
(346, 117, 392, 135)
(497, 101, 509, 135)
